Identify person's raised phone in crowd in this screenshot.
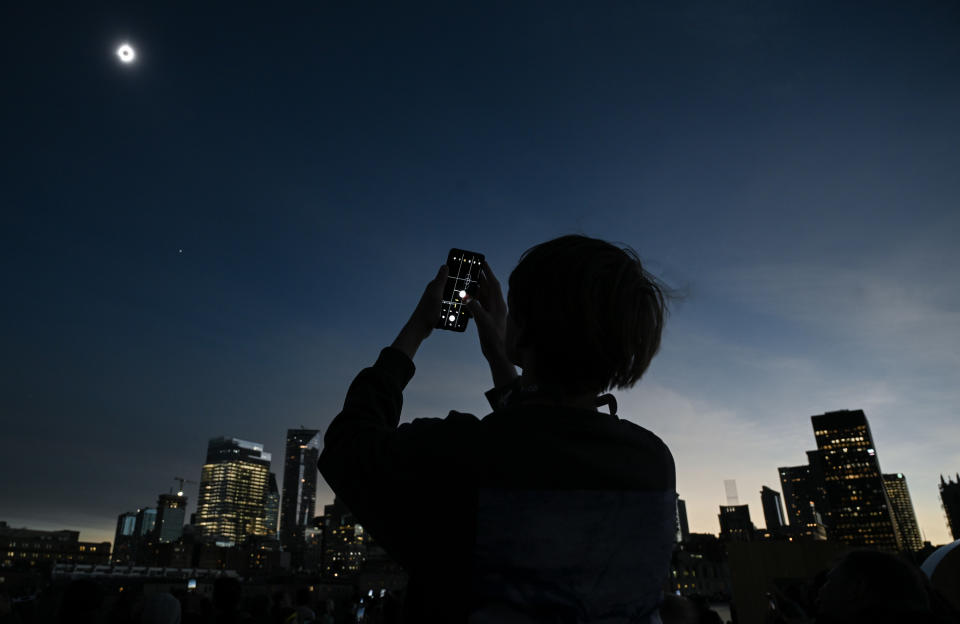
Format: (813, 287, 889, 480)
(318, 234, 676, 623)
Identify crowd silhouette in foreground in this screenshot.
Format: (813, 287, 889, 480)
(1, 547, 959, 623)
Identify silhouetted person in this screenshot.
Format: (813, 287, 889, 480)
(139, 593, 181, 624)
(815, 549, 958, 624)
(319, 235, 676, 623)
(213, 577, 251, 624)
(293, 588, 315, 624)
(659, 595, 699, 624)
(59, 579, 105, 624)
(688, 596, 723, 624)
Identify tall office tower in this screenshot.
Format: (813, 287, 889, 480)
(264, 473, 280, 538)
(941, 474, 960, 540)
(812, 409, 900, 550)
(718, 504, 754, 542)
(760, 486, 786, 532)
(676, 498, 690, 543)
(135, 507, 157, 538)
(779, 464, 814, 526)
(155, 493, 187, 543)
(113, 511, 139, 564)
(195, 437, 272, 546)
(280, 428, 321, 550)
(883, 473, 923, 551)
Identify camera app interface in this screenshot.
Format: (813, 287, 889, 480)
(438, 249, 484, 332)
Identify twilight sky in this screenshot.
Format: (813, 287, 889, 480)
(2, 2, 959, 546)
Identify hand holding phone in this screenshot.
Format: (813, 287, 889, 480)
(436, 248, 485, 332)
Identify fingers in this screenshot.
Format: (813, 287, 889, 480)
(481, 260, 500, 288)
(430, 264, 448, 291)
(466, 298, 489, 325)
(480, 260, 506, 310)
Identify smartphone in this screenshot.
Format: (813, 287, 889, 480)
(187, 578, 197, 590)
(437, 248, 485, 332)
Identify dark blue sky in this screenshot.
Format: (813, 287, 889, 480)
(2, 2, 959, 544)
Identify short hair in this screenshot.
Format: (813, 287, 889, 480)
(507, 235, 670, 396)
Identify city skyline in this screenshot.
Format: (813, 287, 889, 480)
(3, 2, 959, 546)
(5, 406, 955, 552)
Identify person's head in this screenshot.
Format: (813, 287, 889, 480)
(295, 587, 312, 607)
(212, 577, 242, 613)
(816, 549, 933, 622)
(59, 579, 105, 623)
(506, 235, 670, 397)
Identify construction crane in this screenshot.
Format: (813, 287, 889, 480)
(173, 476, 197, 497)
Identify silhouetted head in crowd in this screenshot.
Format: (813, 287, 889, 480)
(506, 235, 670, 399)
(59, 579, 105, 623)
(294, 587, 312, 607)
(140, 592, 181, 624)
(658, 594, 698, 624)
(212, 577, 243, 614)
(816, 549, 939, 623)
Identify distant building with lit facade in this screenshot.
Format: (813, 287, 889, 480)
(265, 472, 280, 538)
(1, 521, 109, 568)
(883, 473, 923, 552)
(812, 410, 900, 550)
(195, 437, 272, 546)
(941, 473, 960, 541)
(112, 511, 139, 564)
(156, 493, 187, 544)
(671, 533, 731, 599)
(760, 486, 786, 533)
(719, 505, 755, 542)
(320, 497, 367, 579)
(280, 428, 321, 554)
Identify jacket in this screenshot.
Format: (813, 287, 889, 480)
(317, 347, 677, 623)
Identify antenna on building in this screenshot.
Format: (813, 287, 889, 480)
(724, 479, 740, 506)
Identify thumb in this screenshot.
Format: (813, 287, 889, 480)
(466, 298, 487, 322)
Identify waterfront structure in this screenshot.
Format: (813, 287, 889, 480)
(195, 437, 272, 546)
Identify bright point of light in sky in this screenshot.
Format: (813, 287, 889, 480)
(116, 43, 135, 64)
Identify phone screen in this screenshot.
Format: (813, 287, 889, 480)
(437, 248, 484, 332)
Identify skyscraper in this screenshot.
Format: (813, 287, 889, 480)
(718, 505, 754, 542)
(156, 493, 187, 544)
(779, 464, 818, 527)
(195, 437, 272, 546)
(135, 507, 157, 540)
(883, 473, 922, 551)
(940, 474, 960, 541)
(676, 498, 690, 543)
(812, 410, 900, 550)
(113, 511, 138, 564)
(760, 486, 786, 532)
(280, 428, 321, 551)
(265, 472, 280, 538)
